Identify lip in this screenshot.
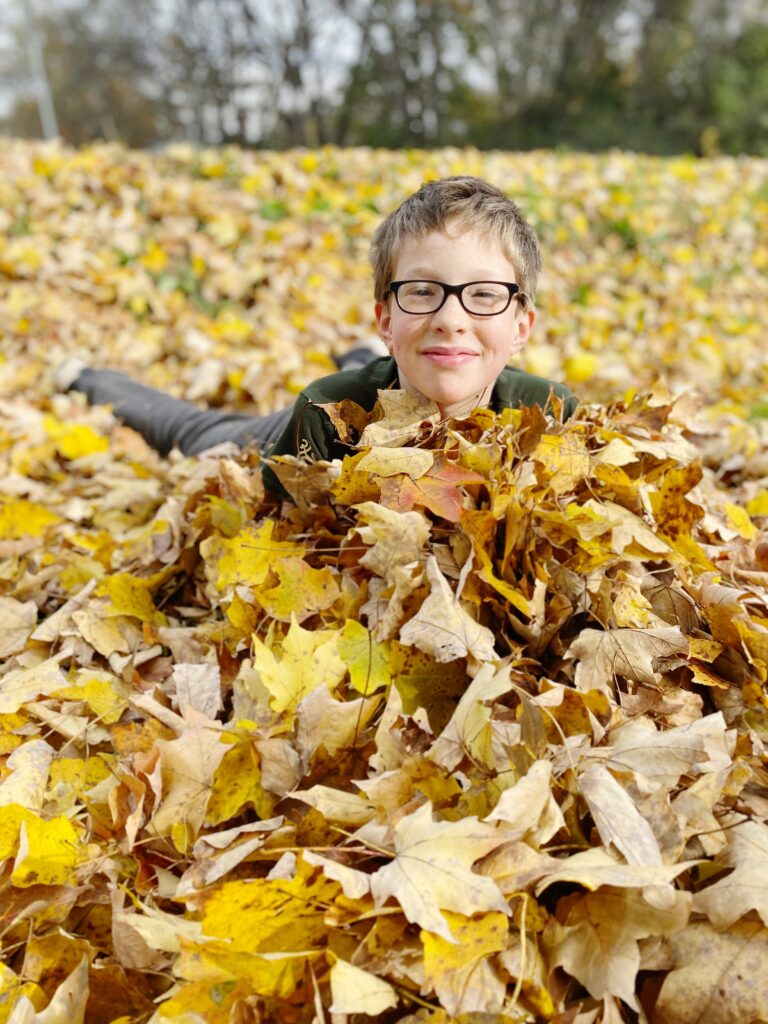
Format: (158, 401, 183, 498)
(421, 347, 478, 367)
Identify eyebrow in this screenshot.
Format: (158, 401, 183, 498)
(398, 269, 514, 280)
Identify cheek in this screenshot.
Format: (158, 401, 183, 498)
(388, 318, 420, 354)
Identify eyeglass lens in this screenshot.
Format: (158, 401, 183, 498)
(395, 281, 514, 315)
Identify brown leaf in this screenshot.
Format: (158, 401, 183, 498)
(566, 626, 689, 694)
(648, 919, 768, 1024)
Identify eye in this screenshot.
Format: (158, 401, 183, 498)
(402, 281, 440, 298)
(466, 284, 506, 304)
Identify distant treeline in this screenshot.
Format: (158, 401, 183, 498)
(3, 0, 767, 154)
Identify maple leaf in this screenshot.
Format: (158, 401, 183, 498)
(251, 615, 347, 713)
(532, 431, 591, 492)
(693, 818, 768, 928)
(0, 739, 55, 809)
(3, 142, 768, 1022)
(566, 625, 689, 695)
(356, 444, 434, 479)
(354, 499, 431, 577)
(359, 389, 440, 447)
(149, 709, 227, 840)
(544, 887, 691, 1010)
(317, 398, 370, 443)
(257, 556, 341, 622)
(399, 555, 497, 663)
(12, 813, 82, 887)
(485, 759, 565, 846)
(369, 801, 511, 940)
(337, 618, 392, 694)
(428, 661, 514, 770)
(377, 454, 485, 522)
(202, 519, 304, 591)
(170, 662, 222, 719)
(647, 919, 768, 1024)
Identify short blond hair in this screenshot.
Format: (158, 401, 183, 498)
(370, 176, 542, 306)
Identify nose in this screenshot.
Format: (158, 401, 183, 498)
(431, 292, 469, 331)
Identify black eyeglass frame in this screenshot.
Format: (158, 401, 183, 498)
(387, 279, 522, 316)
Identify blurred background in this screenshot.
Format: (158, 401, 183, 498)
(3, 0, 767, 154)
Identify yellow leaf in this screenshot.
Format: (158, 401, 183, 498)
(201, 862, 340, 955)
(140, 239, 169, 273)
(422, 911, 508, 978)
(42, 415, 108, 459)
(337, 619, 392, 694)
(51, 673, 127, 724)
(746, 491, 768, 517)
(422, 910, 509, 1012)
(252, 616, 346, 713)
(203, 520, 304, 590)
(153, 979, 258, 1023)
(0, 499, 61, 540)
(205, 740, 275, 825)
(563, 352, 599, 382)
(11, 813, 81, 887)
(330, 451, 382, 506)
(532, 433, 591, 493)
(98, 573, 167, 625)
(210, 311, 253, 343)
(724, 501, 758, 539)
(0, 804, 36, 863)
(0, 962, 45, 1022)
(257, 557, 340, 622)
(225, 590, 259, 636)
(47, 754, 114, 795)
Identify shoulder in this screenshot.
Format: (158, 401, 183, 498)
(265, 356, 398, 462)
(300, 356, 398, 408)
(492, 366, 578, 419)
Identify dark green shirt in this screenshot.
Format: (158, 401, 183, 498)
(266, 356, 578, 463)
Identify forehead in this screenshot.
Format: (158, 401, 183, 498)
(393, 222, 517, 282)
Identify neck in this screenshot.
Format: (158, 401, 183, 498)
(396, 373, 495, 420)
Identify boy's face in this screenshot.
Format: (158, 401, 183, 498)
(375, 221, 535, 419)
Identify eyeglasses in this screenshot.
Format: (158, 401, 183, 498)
(387, 279, 521, 316)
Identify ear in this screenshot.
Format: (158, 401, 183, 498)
(509, 305, 535, 355)
(375, 301, 394, 351)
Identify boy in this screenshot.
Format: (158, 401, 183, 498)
(59, 176, 577, 471)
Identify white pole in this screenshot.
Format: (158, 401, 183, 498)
(22, 0, 59, 138)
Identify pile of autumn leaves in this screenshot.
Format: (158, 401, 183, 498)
(1, 141, 768, 1024)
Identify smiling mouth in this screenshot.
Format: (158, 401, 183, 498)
(421, 347, 478, 364)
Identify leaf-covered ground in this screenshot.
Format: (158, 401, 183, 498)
(1, 141, 768, 1024)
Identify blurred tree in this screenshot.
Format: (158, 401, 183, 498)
(2, 0, 172, 147)
(462, 0, 629, 150)
(154, 0, 364, 146)
(332, 0, 478, 147)
(709, 22, 768, 154)
(0, 0, 765, 153)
